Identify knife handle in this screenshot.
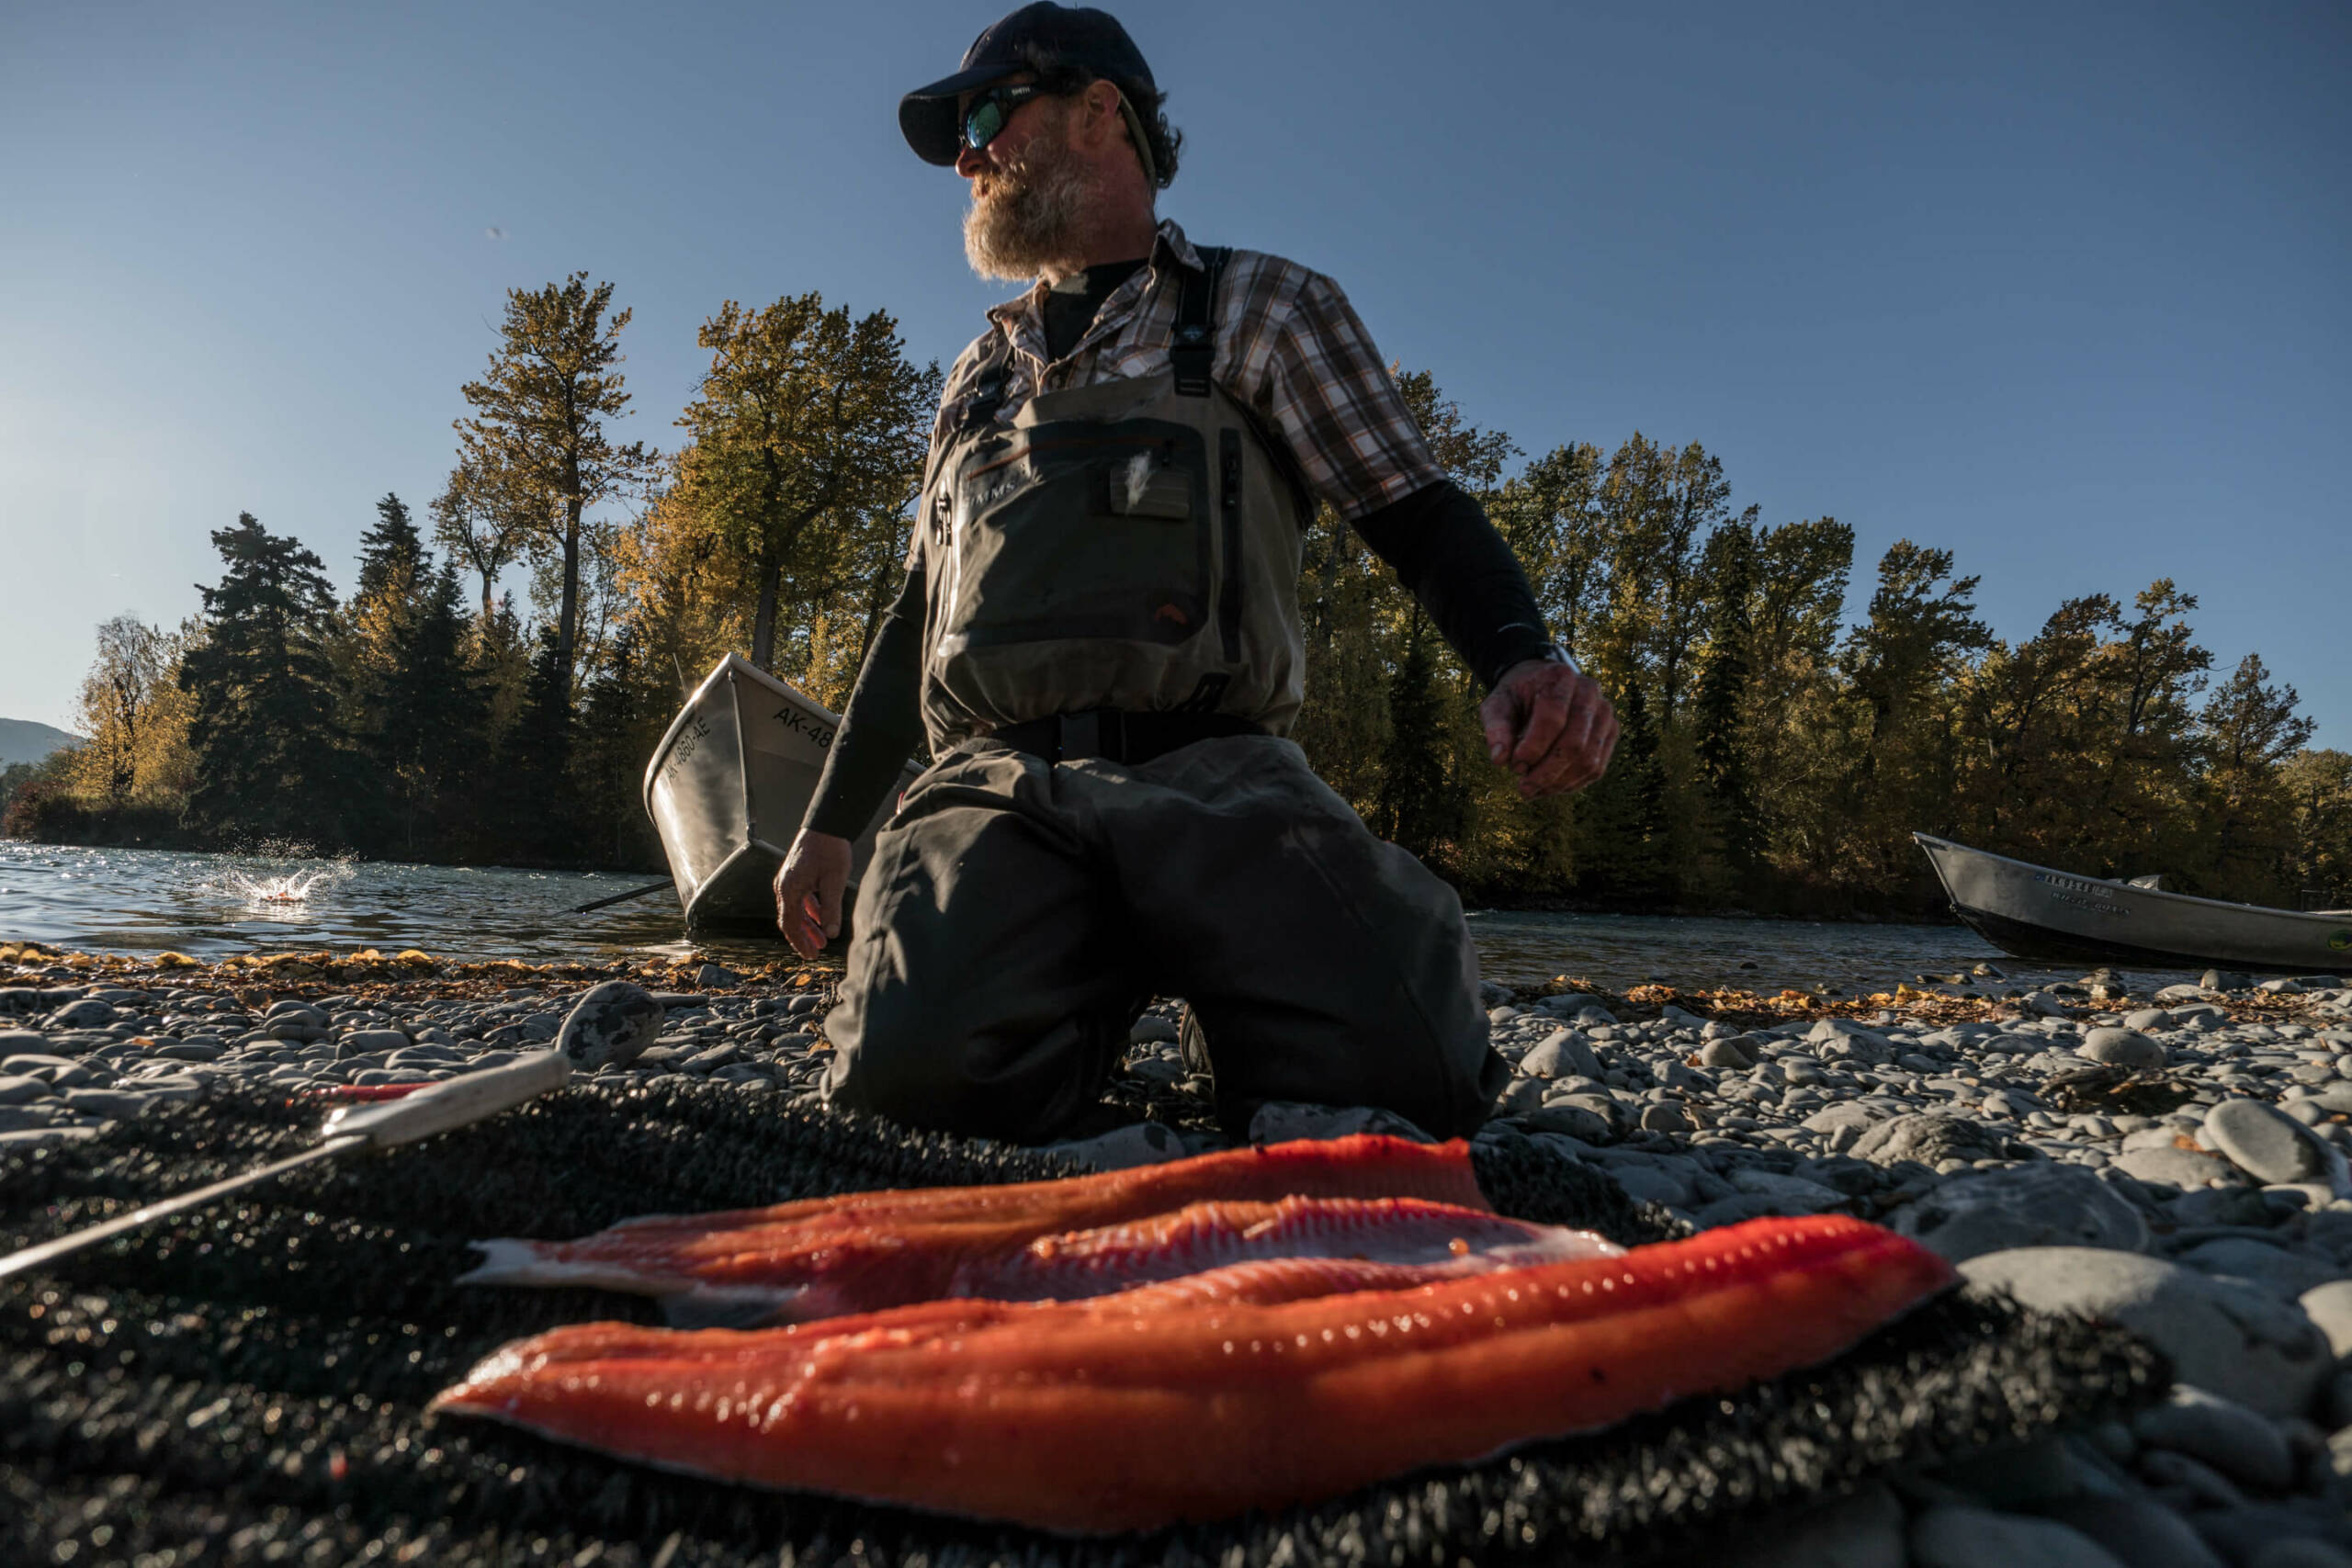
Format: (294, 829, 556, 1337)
(322, 1049, 571, 1148)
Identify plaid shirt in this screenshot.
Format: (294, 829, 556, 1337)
(912, 219, 1442, 568)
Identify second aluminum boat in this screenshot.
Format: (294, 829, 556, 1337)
(1914, 831, 2352, 976)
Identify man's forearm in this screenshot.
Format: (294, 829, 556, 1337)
(1351, 480, 1556, 689)
(801, 567, 927, 840)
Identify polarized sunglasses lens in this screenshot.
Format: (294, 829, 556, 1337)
(964, 98, 1005, 150)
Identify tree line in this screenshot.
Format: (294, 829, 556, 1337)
(6, 273, 2347, 916)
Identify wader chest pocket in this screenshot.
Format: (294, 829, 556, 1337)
(944, 418, 1214, 650)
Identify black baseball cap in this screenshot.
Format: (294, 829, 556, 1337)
(899, 4, 1156, 167)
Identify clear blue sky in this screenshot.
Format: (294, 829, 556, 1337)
(4, 0, 2345, 745)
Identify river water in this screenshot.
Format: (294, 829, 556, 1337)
(0, 840, 2071, 993)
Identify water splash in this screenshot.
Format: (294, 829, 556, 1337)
(200, 843, 361, 914)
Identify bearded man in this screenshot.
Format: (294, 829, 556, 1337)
(774, 2, 1618, 1145)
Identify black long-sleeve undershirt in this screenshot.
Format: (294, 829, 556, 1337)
(797, 479, 1555, 841)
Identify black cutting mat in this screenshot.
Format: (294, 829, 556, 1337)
(1, 1084, 2165, 1567)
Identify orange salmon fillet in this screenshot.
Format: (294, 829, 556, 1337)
(463, 1134, 1494, 1321)
(434, 1214, 1956, 1533)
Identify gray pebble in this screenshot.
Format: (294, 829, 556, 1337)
(2208, 1098, 2340, 1187)
(1891, 1163, 2148, 1262)
(1720, 1481, 1903, 1567)
(1908, 1503, 2126, 1568)
(2135, 1385, 2295, 1492)
(0, 1075, 51, 1105)
(2118, 1145, 2239, 1189)
(59, 1088, 153, 1120)
(1962, 1247, 2332, 1416)
(2082, 1027, 2166, 1069)
(558, 980, 664, 1070)
(2037, 1495, 2227, 1568)
(1520, 1029, 1602, 1080)
(2247, 1543, 2352, 1568)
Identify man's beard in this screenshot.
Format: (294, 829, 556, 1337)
(963, 131, 1093, 283)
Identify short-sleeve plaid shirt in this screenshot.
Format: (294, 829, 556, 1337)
(911, 219, 1442, 567)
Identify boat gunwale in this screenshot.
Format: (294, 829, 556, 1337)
(1911, 831, 2352, 932)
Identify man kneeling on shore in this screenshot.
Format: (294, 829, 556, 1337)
(774, 4, 1617, 1145)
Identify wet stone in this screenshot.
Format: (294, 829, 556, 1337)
(2118, 1145, 2238, 1189)
(557, 980, 664, 1070)
(2081, 1028, 2165, 1070)
(47, 998, 117, 1030)
(1890, 1163, 2149, 1263)
(1962, 1246, 2332, 1416)
(2207, 1098, 2336, 1186)
(2134, 1385, 2295, 1493)
(1908, 1503, 2126, 1568)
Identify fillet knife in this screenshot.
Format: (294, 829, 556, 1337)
(0, 1047, 571, 1283)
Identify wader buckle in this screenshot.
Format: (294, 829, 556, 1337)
(1057, 709, 1125, 761)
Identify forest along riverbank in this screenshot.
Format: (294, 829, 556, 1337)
(2, 935, 2350, 1562)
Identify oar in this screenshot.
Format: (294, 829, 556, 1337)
(571, 879, 674, 914)
(0, 1048, 571, 1283)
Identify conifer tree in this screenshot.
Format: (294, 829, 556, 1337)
(177, 513, 356, 847)
(373, 559, 487, 857)
(456, 275, 657, 687)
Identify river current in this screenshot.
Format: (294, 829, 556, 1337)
(0, 840, 2068, 993)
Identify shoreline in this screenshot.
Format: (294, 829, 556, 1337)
(3, 938, 2349, 1561)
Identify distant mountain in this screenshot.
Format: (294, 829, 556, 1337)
(0, 718, 82, 769)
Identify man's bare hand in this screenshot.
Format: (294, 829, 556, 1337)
(774, 829, 854, 957)
(1478, 660, 1619, 799)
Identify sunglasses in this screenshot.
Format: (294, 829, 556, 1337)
(962, 84, 1046, 153)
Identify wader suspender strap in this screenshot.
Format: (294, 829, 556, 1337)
(959, 331, 1016, 433)
(1170, 246, 1229, 397)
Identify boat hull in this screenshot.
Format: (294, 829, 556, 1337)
(643, 654, 918, 934)
(1914, 832, 2352, 976)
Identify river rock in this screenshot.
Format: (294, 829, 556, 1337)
(1808, 1018, 1893, 1066)
(2246, 1543, 2352, 1568)
(1961, 1247, 2333, 1416)
(1250, 1101, 1431, 1144)
(2134, 1384, 2295, 1492)
(1127, 1015, 1178, 1044)
(1889, 1163, 2148, 1262)
(1727, 1481, 1904, 1568)
(2081, 1027, 2165, 1069)
(338, 1029, 410, 1058)
(1520, 1029, 1601, 1080)
(1696, 1035, 1757, 1069)
(60, 1088, 153, 1120)
(2298, 1280, 2352, 1361)
(1046, 1119, 1185, 1170)
(1849, 1112, 2015, 1167)
(2118, 1145, 2238, 1189)
(2207, 1098, 2343, 1187)
(2177, 1238, 2345, 1300)
(47, 998, 116, 1030)
(1609, 1164, 1691, 1207)
(2038, 1495, 2228, 1568)
(1521, 1103, 1613, 1142)
(557, 981, 664, 1070)
(1908, 1503, 2125, 1568)
(0, 1075, 52, 1106)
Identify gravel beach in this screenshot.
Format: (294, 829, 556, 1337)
(4, 935, 2349, 1565)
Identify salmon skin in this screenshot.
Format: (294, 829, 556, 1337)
(433, 1214, 1958, 1535)
(463, 1134, 1495, 1324)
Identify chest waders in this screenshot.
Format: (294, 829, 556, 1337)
(919, 250, 1313, 759)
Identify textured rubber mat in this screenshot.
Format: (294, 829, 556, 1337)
(1, 1084, 2166, 1566)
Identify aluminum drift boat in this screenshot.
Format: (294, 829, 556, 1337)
(1914, 831, 2352, 976)
(644, 654, 919, 934)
